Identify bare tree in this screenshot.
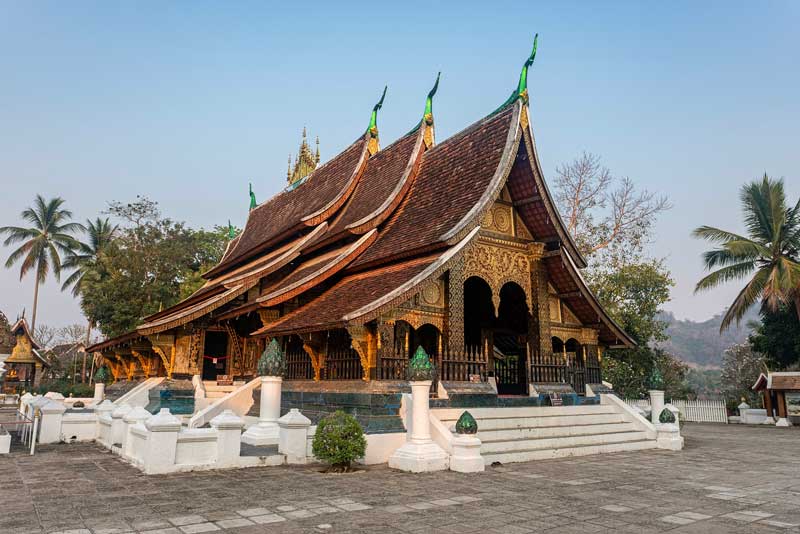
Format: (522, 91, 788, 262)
(33, 324, 57, 351)
(555, 152, 671, 265)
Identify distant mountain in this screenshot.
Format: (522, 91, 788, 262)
(657, 307, 760, 369)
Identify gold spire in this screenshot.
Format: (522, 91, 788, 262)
(287, 128, 319, 185)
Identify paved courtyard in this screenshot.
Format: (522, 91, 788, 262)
(2, 423, 800, 533)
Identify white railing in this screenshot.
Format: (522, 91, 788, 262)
(625, 398, 728, 424)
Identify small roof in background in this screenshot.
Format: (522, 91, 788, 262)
(752, 372, 800, 391)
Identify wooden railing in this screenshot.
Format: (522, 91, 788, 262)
(440, 346, 488, 382)
(286, 348, 314, 380)
(378, 351, 408, 380)
(324, 347, 362, 380)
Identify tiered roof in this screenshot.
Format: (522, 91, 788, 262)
(89, 45, 634, 352)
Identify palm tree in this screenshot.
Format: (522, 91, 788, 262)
(0, 196, 84, 331)
(694, 175, 800, 331)
(61, 217, 117, 382)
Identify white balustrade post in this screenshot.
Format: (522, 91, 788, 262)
(389, 380, 448, 473)
(143, 409, 181, 474)
(241, 376, 282, 446)
(38, 400, 67, 444)
(110, 404, 132, 448)
(649, 390, 665, 425)
(93, 399, 115, 444)
(210, 410, 245, 468)
(93, 382, 105, 404)
(278, 408, 311, 464)
(123, 407, 152, 459)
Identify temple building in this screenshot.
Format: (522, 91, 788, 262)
(88, 46, 633, 407)
(1, 316, 49, 393)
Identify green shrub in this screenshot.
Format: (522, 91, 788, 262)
(34, 380, 94, 398)
(311, 410, 366, 471)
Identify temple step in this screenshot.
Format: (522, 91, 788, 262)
(431, 402, 659, 465)
(480, 429, 649, 453)
(476, 420, 638, 441)
(482, 438, 658, 464)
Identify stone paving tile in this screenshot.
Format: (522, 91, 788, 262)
(3, 424, 800, 533)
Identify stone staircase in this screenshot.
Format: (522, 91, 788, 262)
(202, 380, 244, 400)
(432, 403, 657, 465)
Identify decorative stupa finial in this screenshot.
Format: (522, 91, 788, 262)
(249, 183, 257, 210)
(516, 34, 538, 104)
(424, 72, 440, 125)
(287, 129, 320, 186)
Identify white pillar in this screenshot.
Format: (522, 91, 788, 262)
(776, 417, 793, 427)
(111, 404, 133, 447)
(278, 408, 311, 464)
(649, 390, 665, 425)
(241, 376, 282, 446)
(388, 380, 448, 473)
(143, 408, 181, 474)
(39, 400, 67, 444)
(655, 422, 684, 450)
(123, 407, 152, 459)
(93, 382, 105, 403)
(210, 410, 245, 468)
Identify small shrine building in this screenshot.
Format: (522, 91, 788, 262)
(88, 45, 634, 404)
(1, 317, 49, 393)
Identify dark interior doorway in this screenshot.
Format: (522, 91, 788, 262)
(202, 330, 229, 380)
(494, 282, 529, 395)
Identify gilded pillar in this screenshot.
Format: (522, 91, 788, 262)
(446, 260, 465, 352)
(530, 258, 551, 362)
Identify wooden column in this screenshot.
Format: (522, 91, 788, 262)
(530, 259, 552, 364)
(776, 391, 787, 418)
(764, 391, 774, 418)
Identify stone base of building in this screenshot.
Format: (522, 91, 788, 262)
(388, 441, 449, 473)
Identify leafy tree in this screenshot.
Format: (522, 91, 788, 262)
(554, 153, 689, 397)
(0, 196, 83, 330)
(720, 343, 765, 406)
(61, 217, 117, 382)
(587, 260, 674, 345)
(749, 304, 800, 369)
(80, 197, 232, 337)
(694, 175, 800, 331)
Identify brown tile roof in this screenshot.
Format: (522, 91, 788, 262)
(259, 256, 436, 335)
(206, 136, 368, 277)
(770, 374, 800, 390)
(257, 230, 377, 307)
(351, 104, 519, 269)
(329, 131, 420, 233)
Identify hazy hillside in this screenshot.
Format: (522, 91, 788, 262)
(658, 307, 759, 369)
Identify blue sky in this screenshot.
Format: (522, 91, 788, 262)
(1, 1, 798, 329)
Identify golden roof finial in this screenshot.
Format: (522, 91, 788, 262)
(287, 128, 320, 185)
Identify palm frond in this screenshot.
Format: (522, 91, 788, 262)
(720, 266, 770, 331)
(695, 261, 756, 293)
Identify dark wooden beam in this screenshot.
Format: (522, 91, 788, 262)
(513, 194, 541, 207)
(558, 291, 582, 299)
(542, 250, 561, 258)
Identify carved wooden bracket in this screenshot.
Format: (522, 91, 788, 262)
(151, 346, 175, 379)
(300, 332, 326, 381)
(347, 325, 375, 381)
(131, 350, 152, 378)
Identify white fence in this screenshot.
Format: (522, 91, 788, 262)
(625, 398, 728, 424)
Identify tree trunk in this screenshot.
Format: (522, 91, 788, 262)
(795, 295, 800, 324)
(31, 277, 40, 332)
(81, 317, 91, 383)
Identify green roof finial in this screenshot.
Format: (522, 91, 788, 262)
(367, 86, 388, 137)
(227, 220, 235, 239)
(249, 182, 257, 210)
(423, 72, 440, 125)
(516, 34, 538, 103)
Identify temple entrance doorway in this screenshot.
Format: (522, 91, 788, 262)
(202, 330, 229, 381)
(494, 282, 529, 395)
